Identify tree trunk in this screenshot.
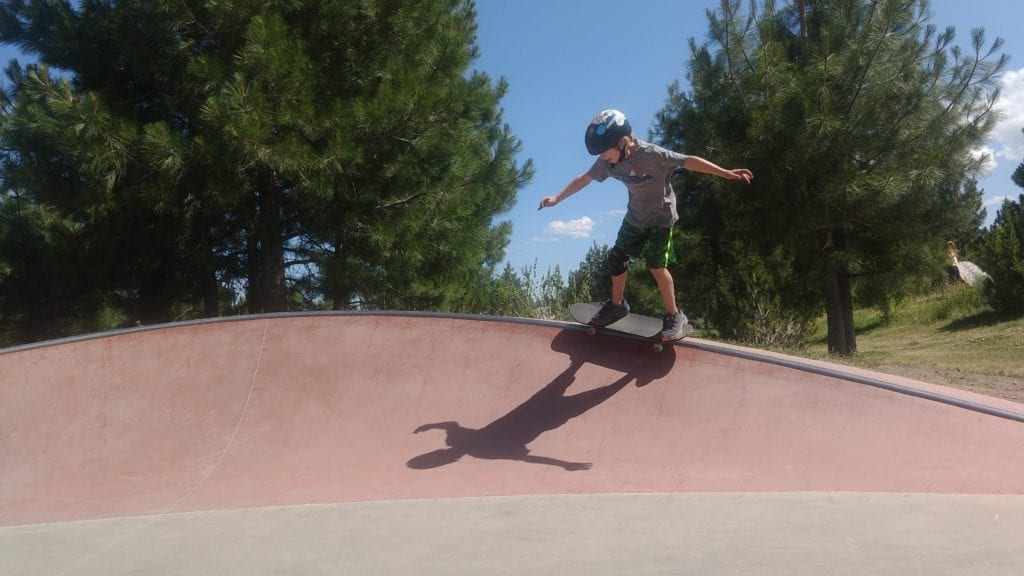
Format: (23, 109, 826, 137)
(201, 264, 219, 317)
(796, 0, 808, 38)
(246, 234, 261, 313)
(256, 177, 288, 313)
(138, 281, 173, 325)
(824, 254, 856, 355)
(330, 234, 348, 311)
(193, 217, 220, 318)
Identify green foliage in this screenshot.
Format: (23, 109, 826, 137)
(475, 263, 534, 318)
(471, 261, 576, 321)
(655, 0, 1002, 353)
(710, 244, 818, 347)
(0, 0, 531, 344)
(516, 261, 568, 320)
(890, 282, 988, 325)
(977, 195, 1024, 313)
(0, 190, 95, 343)
(566, 244, 610, 306)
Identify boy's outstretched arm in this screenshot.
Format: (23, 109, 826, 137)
(538, 173, 593, 210)
(683, 156, 753, 184)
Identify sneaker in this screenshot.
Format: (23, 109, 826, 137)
(590, 299, 630, 327)
(661, 310, 689, 340)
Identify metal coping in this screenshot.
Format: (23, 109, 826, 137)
(3, 310, 1023, 424)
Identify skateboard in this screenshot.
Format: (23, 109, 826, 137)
(569, 302, 694, 352)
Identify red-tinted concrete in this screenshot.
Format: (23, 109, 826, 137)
(2, 314, 1023, 527)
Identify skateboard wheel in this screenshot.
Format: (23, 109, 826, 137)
(653, 342, 663, 352)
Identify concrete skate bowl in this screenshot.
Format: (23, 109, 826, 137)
(2, 313, 1024, 575)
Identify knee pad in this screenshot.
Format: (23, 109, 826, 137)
(607, 246, 630, 276)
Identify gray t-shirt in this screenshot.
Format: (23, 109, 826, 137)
(586, 140, 688, 228)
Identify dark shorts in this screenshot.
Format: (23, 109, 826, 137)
(614, 221, 675, 269)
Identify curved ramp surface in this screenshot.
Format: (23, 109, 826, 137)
(2, 314, 1024, 575)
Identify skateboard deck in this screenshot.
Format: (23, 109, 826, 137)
(569, 302, 693, 351)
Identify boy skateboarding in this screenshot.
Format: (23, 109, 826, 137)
(539, 109, 752, 340)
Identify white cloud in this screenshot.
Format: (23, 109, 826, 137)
(545, 216, 595, 239)
(992, 68, 1024, 163)
(985, 195, 1013, 208)
(970, 145, 995, 174)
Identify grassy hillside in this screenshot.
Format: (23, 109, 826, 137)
(791, 285, 1024, 403)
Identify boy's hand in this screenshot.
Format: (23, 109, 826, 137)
(728, 169, 753, 185)
(538, 196, 559, 210)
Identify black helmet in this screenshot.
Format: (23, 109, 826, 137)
(585, 109, 631, 155)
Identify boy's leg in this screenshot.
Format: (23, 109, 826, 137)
(591, 271, 630, 326)
(591, 246, 630, 325)
(649, 267, 678, 314)
(642, 226, 689, 339)
(651, 267, 688, 339)
(641, 226, 679, 313)
(611, 270, 627, 305)
(590, 224, 639, 326)
(608, 223, 645, 305)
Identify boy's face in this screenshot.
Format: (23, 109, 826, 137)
(598, 147, 622, 164)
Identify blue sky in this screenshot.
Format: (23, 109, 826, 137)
(472, 0, 1024, 274)
(1, 1, 1022, 278)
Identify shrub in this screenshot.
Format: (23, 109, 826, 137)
(977, 195, 1024, 314)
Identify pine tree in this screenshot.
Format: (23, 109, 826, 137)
(657, 0, 1002, 353)
(0, 0, 530, 338)
(978, 192, 1024, 314)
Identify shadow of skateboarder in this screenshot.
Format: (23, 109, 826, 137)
(408, 330, 677, 470)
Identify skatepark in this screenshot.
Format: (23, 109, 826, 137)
(2, 312, 1024, 574)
